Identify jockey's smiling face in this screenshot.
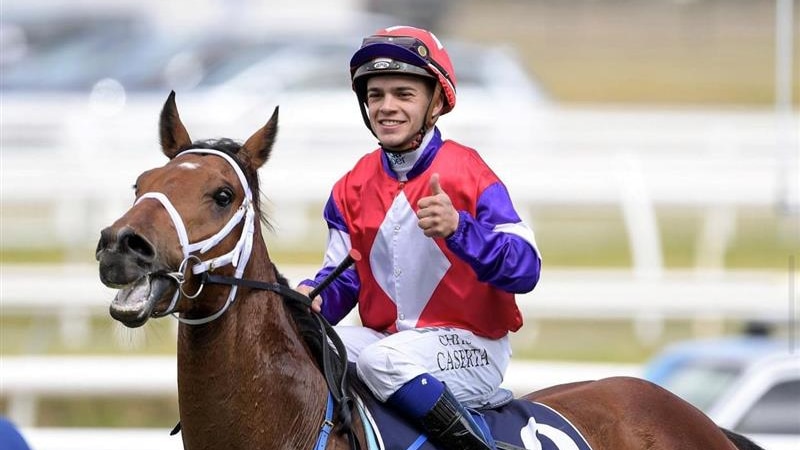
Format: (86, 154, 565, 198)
(365, 74, 443, 152)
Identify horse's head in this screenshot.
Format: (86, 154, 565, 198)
(96, 91, 278, 327)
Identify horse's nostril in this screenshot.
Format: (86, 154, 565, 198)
(96, 228, 112, 260)
(123, 233, 156, 260)
(114, 227, 156, 261)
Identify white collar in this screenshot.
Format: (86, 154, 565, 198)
(385, 128, 435, 181)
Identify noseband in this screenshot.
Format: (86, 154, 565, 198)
(135, 148, 256, 325)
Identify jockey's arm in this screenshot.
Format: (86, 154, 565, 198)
(445, 182, 541, 294)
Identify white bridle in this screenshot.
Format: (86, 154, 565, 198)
(134, 149, 256, 325)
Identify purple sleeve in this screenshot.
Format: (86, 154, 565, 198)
(300, 268, 359, 324)
(445, 181, 541, 293)
(298, 192, 360, 324)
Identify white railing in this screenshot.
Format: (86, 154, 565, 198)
(2, 106, 797, 275)
(3, 355, 640, 429)
(11, 357, 638, 450)
(2, 264, 790, 349)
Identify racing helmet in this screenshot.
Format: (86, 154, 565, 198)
(350, 26, 457, 115)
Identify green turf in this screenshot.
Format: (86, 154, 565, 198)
(37, 398, 179, 428)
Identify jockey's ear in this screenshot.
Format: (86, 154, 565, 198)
(241, 106, 279, 169)
(159, 91, 192, 159)
(425, 83, 445, 129)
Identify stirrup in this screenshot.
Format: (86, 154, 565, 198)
(496, 441, 526, 450)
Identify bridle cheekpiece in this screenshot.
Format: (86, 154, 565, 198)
(135, 148, 256, 325)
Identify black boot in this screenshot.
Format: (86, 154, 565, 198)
(417, 386, 495, 450)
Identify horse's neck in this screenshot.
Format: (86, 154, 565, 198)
(176, 244, 328, 449)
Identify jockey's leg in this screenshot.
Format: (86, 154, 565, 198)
(387, 374, 495, 450)
(333, 325, 387, 363)
(356, 328, 509, 450)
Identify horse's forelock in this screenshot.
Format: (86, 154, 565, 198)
(180, 139, 271, 228)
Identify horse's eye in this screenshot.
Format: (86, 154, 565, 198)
(213, 188, 234, 207)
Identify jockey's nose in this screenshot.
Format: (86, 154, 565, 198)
(378, 94, 399, 112)
(96, 226, 156, 263)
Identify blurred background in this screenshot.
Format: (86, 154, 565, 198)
(1, 0, 799, 449)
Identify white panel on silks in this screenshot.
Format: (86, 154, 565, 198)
(370, 192, 450, 330)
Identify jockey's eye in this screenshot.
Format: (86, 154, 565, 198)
(213, 188, 234, 207)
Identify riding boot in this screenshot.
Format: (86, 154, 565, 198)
(417, 386, 495, 450)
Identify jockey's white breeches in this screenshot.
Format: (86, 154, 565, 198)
(335, 325, 512, 409)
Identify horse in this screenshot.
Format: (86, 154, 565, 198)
(97, 92, 764, 450)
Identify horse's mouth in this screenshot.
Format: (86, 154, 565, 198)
(110, 275, 175, 328)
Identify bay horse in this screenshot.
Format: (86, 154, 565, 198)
(97, 92, 763, 450)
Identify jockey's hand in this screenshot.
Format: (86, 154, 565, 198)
(417, 173, 459, 238)
(295, 284, 322, 313)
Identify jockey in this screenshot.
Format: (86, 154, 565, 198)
(297, 25, 541, 450)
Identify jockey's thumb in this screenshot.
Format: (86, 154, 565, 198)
(429, 173, 444, 195)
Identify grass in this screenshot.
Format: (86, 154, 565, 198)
(530, 206, 633, 267)
(0, 317, 177, 356)
(525, 205, 797, 270)
(37, 398, 179, 428)
(1, 248, 70, 264)
(727, 209, 800, 268)
(0, 312, 767, 362)
(4, 205, 796, 270)
(510, 317, 750, 362)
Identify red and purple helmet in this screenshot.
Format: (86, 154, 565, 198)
(350, 26, 457, 115)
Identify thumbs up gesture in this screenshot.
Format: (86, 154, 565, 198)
(417, 173, 459, 238)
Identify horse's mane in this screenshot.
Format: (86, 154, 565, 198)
(273, 267, 341, 374)
(272, 266, 354, 429)
(183, 139, 272, 229)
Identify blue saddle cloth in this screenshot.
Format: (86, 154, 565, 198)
(353, 381, 592, 450)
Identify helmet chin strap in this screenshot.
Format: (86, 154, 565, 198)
(360, 83, 443, 153)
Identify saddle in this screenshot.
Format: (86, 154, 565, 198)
(348, 368, 593, 450)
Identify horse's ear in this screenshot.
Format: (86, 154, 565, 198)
(159, 91, 192, 159)
(241, 106, 279, 169)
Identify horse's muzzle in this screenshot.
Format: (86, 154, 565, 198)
(96, 226, 156, 287)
